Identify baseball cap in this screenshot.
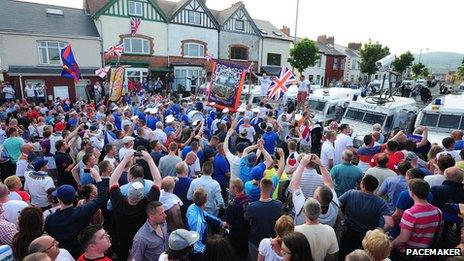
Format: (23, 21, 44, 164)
(169, 229, 199, 251)
(52, 185, 76, 201)
(127, 181, 144, 204)
(250, 163, 266, 181)
(246, 153, 257, 167)
(32, 158, 48, 171)
(54, 122, 66, 132)
(405, 152, 418, 161)
(122, 136, 135, 144)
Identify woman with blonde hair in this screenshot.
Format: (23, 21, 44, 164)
(257, 215, 294, 261)
(361, 229, 392, 261)
(426, 144, 443, 174)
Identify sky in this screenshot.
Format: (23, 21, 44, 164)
(21, 0, 464, 55)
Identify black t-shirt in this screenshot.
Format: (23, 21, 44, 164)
(244, 200, 283, 245)
(110, 184, 160, 251)
(134, 136, 151, 153)
(54, 151, 75, 187)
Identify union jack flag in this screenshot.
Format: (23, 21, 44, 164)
(130, 17, 141, 36)
(267, 66, 295, 100)
(104, 43, 124, 60)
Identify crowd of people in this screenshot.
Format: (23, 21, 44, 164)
(0, 79, 463, 261)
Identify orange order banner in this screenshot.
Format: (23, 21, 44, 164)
(108, 66, 125, 102)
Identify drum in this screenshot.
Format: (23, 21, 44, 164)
(187, 110, 203, 124)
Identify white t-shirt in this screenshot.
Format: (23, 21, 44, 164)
(25, 86, 35, 97)
(258, 238, 283, 261)
(103, 155, 117, 168)
(295, 223, 339, 261)
(436, 150, 462, 162)
(50, 133, 63, 155)
(119, 147, 133, 161)
(153, 129, 167, 144)
(3, 199, 28, 226)
(320, 141, 335, 168)
(225, 152, 240, 179)
(293, 188, 306, 225)
(158, 252, 168, 261)
(187, 158, 201, 178)
(24, 171, 55, 208)
(424, 174, 446, 188)
(333, 133, 353, 165)
(15, 158, 29, 178)
(239, 125, 256, 143)
(318, 188, 340, 227)
(298, 79, 310, 92)
(259, 77, 273, 96)
(57, 248, 75, 261)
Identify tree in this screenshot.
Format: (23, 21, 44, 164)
(412, 63, 427, 77)
(359, 41, 390, 80)
(288, 38, 319, 74)
(457, 58, 464, 79)
(393, 51, 414, 75)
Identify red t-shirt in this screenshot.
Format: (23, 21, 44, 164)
(14, 190, 31, 202)
(77, 254, 112, 261)
(370, 148, 405, 172)
(399, 203, 442, 249)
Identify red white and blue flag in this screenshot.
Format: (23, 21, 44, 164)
(130, 17, 141, 36)
(60, 44, 81, 83)
(245, 62, 254, 73)
(267, 66, 295, 100)
(105, 43, 124, 60)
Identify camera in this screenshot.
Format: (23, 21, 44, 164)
(134, 150, 143, 157)
(83, 169, 91, 174)
(375, 54, 396, 69)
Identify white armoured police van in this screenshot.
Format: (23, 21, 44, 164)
(415, 94, 464, 144)
(341, 96, 418, 147)
(308, 87, 361, 126)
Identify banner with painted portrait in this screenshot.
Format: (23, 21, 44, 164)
(207, 60, 246, 112)
(108, 66, 125, 102)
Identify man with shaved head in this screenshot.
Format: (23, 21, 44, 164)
(451, 130, 464, 150)
(28, 235, 74, 260)
(184, 151, 200, 178)
(15, 143, 34, 179)
(160, 176, 184, 232)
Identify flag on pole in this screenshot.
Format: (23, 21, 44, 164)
(130, 17, 141, 36)
(206, 53, 213, 62)
(105, 43, 124, 60)
(267, 66, 295, 100)
(60, 44, 81, 83)
(245, 62, 254, 73)
(95, 66, 111, 78)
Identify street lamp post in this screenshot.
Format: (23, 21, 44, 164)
(294, 0, 299, 43)
(418, 48, 429, 64)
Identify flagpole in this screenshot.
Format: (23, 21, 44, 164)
(292, 0, 300, 73)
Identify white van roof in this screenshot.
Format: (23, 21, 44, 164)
(309, 87, 360, 101)
(347, 96, 417, 114)
(422, 94, 464, 114)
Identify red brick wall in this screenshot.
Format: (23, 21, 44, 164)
(325, 55, 345, 85)
(3, 73, 100, 101)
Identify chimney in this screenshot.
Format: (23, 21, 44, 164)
(348, 42, 362, 51)
(281, 26, 290, 37)
(317, 35, 328, 44)
(317, 35, 334, 45)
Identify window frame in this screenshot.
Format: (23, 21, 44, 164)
(235, 19, 245, 31)
(37, 41, 67, 65)
(230, 46, 248, 60)
(123, 38, 150, 55)
(188, 10, 201, 25)
(128, 0, 143, 17)
(267, 53, 281, 66)
(183, 42, 205, 58)
(333, 58, 338, 70)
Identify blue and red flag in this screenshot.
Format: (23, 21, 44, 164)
(267, 66, 295, 100)
(61, 44, 81, 83)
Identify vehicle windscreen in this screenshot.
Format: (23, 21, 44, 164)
(437, 114, 461, 129)
(419, 113, 439, 127)
(308, 100, 326, 111)
(345, 109, 386, 124)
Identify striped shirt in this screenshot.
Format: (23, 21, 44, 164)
(299, 168, 324, 199)
(399, 203, 442, 249)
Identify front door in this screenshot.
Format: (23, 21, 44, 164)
(76, 79, 90, 102)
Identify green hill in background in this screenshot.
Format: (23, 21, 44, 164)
(413, 52, 464, 74)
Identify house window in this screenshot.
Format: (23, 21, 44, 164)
(128, 1, 143, 16)
(235, 20, 244, 31)
(317, 57, 322, 67)
(351, 60, 357, 69)
(340, 59, 345, 70)
(316, 75, 321, 85)
(188, 10, 201, 25)
(230, 46, 248, 60)
(123, 38, 149, 54)
(37, 41, 67, 65)
(333, 58, 338, 70)
(184, 43, 205, 57)
(267, 53, 281, 66)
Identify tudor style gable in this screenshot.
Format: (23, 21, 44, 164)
(171, 0, 218, 29)
(95, 0, 167, 22)
(222, 7, 259, 35)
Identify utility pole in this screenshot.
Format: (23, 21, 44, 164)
(292, 0, 300, 73)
